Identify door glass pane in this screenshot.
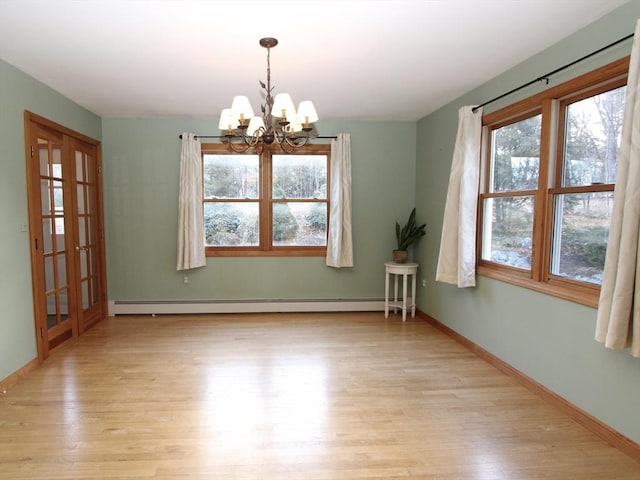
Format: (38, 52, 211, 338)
(204, 202, 259, 246)
(42, 219, 53, 254)
(551, 192, 613, 284)
(76, 151, 84, 182)
(39, 143, 49, 176)
(44, 256, 55, 291)
(490, 115, 541, 192)
(87, 217, 93, 243)
(78, 217, 86, 246)
(51, 163, 62, 178)
(80, 250, 88, 278)
(57, 253, 67, 287)
(55, 219, 66, 251)
(52, 145, 62, 173)
(82, 280, 89, 310)
(87, 247, 96, 278)
(77, 184, 85, 214)
(53, 180, 64, 210)
(563, 86, 626, 186)
(482, 196, 534, 269)
(40, 179, 51, 214)
(272, 202, 327, 246)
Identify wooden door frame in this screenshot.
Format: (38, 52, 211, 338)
(23, 111, 108, 361)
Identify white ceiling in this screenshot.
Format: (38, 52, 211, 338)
(0, 0, 630, 121)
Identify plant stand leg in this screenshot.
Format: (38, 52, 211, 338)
(411, 272, 416, 318)
(385, 270, 389, 318)
(393, 274, 399, 314)
(402, 272, 408, 322)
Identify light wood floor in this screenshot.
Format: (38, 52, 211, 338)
(1, 312, 639, 479)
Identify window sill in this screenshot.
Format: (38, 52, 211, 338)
(206, 247, 327, 257)
(477, 264, 599, 308)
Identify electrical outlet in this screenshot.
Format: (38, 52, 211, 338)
(422, 279, 427, 287)
(183, 276, 189, 284)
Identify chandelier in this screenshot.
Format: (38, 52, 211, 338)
(218, 37, 318, 153)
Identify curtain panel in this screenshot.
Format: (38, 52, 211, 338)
(435, 106, 482, 288)
(595, 21, 640, 357)
(176, 133, 206, 271)
(326, 133, 354, 268)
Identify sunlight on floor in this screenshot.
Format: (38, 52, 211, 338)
(201, 354, 328, 459)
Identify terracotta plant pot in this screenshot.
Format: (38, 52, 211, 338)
(392, 250, 408, 263)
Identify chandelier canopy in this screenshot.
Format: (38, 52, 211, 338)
(218, 37, 319, 153)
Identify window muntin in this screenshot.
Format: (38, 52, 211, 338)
(477, 59, 628, 306)
(202, 144, 330, 256)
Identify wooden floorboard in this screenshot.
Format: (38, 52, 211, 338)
(1, 312, 639, 479)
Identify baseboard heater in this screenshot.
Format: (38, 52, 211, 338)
(108, 298, 386, 316)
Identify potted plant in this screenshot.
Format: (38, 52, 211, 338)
(393, 208, 426, 263)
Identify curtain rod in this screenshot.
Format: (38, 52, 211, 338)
(178, 134, 338, 140)
(472, 32, 634, 113)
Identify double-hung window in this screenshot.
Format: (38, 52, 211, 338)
(202, 143, 330, 256)
(478, 58, 628, 306)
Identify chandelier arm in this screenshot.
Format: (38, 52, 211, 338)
(282, 131, 310, 148)
(227, 137, 252, 153)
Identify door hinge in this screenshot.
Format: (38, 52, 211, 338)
(30, 145, 35, 158)
(97, 164, 102, 175)
(35, 238, 38, 250)
(40, 327, 44, 339)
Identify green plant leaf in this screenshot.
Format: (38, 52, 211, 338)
(395, 208, 426, 250)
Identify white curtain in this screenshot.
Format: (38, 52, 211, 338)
(435, 106, 483, 287)
(595, 21, 640, 357)
(176, 133, 206, 271)
(326, 133, 353, 268)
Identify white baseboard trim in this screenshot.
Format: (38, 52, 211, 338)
(108, 299, 386, 316)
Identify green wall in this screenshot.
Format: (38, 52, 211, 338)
(3, 0, 639, 450)
(0, 58, 101, 380)
(102, 118, 416, 302)
(415, 1, 640, 444)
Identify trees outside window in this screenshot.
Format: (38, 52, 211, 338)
(202, 143, 330, 256)
(477, 58, 628, 307)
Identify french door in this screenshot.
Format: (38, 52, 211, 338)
(24, 112, 107, 360)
